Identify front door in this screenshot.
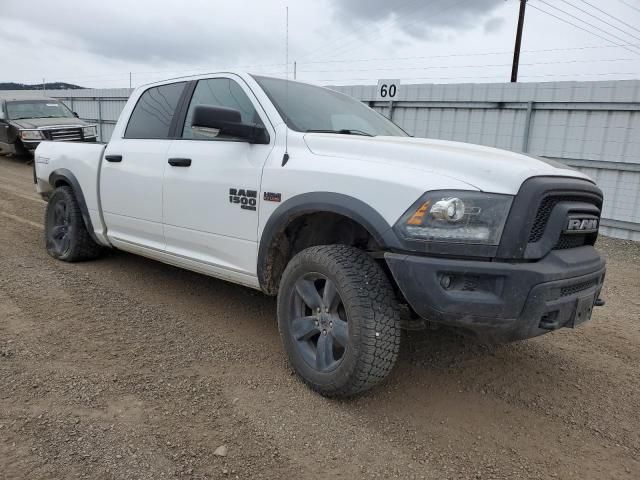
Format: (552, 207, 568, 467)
(162, 76, 274, 278)
(100, 81, 187, 251)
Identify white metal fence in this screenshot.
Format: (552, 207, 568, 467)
(4, 80, 638, 240)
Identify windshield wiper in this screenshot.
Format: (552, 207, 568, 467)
(305, 129, 373, 137)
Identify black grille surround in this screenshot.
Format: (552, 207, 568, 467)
(497, 176, 603, 261)
(554, 233, 590, 250)
(528, 194, 599, 243)
(560, 278, 598, 297)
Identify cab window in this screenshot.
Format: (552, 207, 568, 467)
(182, 78, 264, 140)
(125, 82, 186, 139)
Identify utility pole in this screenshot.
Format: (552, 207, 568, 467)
(511, 0, 527, 83)
(294, 61, 297, 80)
(129, 72, 132, 89)
(42, 78, 46, 95)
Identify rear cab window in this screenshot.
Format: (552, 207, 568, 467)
(124, 82, 187, 139)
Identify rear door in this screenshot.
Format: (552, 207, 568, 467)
(162, 76, 274, 277)
(100, 81, 187, 251)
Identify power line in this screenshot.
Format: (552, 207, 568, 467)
(19, 62, 288, 86)
(560, 0, 640, 42)
(578, 0, 640, 36)
(67, 53, 637, 86)
(301, 43, 640, 65)
(529, 2, 640, 55)
(298, 57, 639, 75)
(534, 0, 640, 54)
(22, 47, 638, 88)
(314, 71, 640, 84)
(616, 0, 640, 14)
(20, 39, 640, 88)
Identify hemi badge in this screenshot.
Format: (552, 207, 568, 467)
(264, 192, 282, 203)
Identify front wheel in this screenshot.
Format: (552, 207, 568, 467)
(277, 245, 401, 398)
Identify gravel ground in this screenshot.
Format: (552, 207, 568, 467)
(1, 156, 639, 480)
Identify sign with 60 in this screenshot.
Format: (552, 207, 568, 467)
(376, 79, 401, 101)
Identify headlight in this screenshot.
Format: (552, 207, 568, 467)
(19, 130, 45, 141)
(395, 191, 513, 245)
(83, 126, 97, 138)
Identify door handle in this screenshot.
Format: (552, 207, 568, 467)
(105, 155, 122, 163)
(168, 158, 192, 167)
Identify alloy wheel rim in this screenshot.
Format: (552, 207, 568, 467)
(49, 199, 71, 255)
(289, 273, 349, 372)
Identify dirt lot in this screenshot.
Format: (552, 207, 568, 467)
(0, 156, 639, 480)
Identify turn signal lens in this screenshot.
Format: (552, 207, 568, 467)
(407, 201, 430, 225)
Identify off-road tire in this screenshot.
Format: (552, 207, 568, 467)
(44, 186, 104, 262)
(277, 245, 401, 398)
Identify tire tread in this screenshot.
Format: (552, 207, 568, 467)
(278, 244, 401, 398)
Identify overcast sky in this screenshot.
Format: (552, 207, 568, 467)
(1, 0, 639, 88)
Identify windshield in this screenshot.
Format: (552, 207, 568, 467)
(252, 76, 407, 137)
(6, 101, 75, 120)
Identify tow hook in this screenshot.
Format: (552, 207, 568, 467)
(594, 298, 605, 307)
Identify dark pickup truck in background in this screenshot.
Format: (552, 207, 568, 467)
(0, 94, 98, 156)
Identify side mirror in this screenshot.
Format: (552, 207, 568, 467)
(73, 112, 79, 118)
(191, 105, 269, 144)
(0, 110, 5, 121)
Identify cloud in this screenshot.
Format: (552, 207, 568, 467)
(0, 0, 283, 67)
(484, 16, 506, 34)
(331, 0, 505, 39)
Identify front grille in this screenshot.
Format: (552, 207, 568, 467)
(528, 194, 600, 243)
(560, 279, 597, 297)
(554, 234, 589, 250)
(46, 128, 83, 142)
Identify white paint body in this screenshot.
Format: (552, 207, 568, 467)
(34, 72, 593, 290)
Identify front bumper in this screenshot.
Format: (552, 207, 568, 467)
(22, 140, 41, 151)
(385, 246, 606, 342)
(0, 142, 17, 155)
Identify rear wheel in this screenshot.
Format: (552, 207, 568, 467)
(277, 245, 401, 398)
(45, 186, 103, 262)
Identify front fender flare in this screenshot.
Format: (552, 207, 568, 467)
(257, 192, 402, 293)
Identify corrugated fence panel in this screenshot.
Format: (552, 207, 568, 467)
(48, 90, 133, 142)
(12, 81, 637, 239)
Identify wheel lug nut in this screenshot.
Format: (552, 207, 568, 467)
(322, 330, 327, 335)
(329, 321, 333, 327)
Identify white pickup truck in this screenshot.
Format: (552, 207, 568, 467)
(34, 72, 606, 397)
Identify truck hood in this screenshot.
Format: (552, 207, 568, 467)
(11, 117, 89, 129)
(303, 134, 591, 195)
